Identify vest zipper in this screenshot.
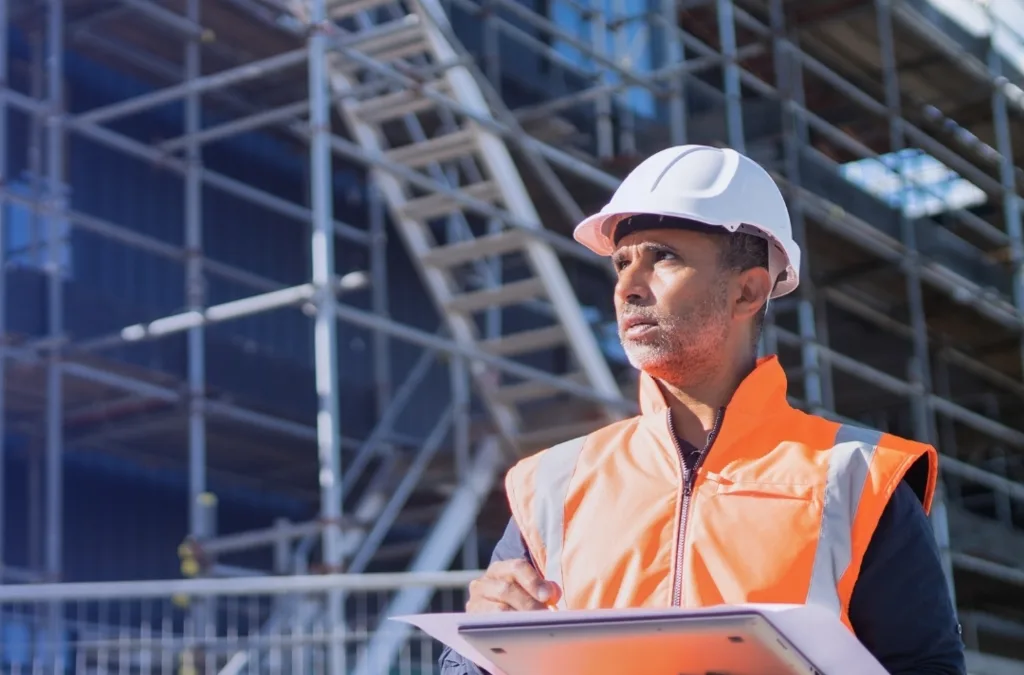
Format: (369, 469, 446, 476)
(669, 406, 726, 607)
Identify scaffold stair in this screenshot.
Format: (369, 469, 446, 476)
(306, 0, 628, 456)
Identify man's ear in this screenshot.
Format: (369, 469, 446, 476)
(734, 267, 772, 320)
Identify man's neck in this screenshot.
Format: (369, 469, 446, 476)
(659, 355, 756, 449)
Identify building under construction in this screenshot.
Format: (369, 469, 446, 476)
(1, 0, 1024, 671)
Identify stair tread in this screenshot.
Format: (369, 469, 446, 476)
(386, 128, 478, 169)
(330, 16, 429, 71)
(327, 0, 395, 20)
(403, 180, 504, 222)
(492, 371, 587, 405)
(479, 324, 567, 356)
(421, 228, 527, 267)
(354, 81, 450, 124)
(445, 277, 546, 314)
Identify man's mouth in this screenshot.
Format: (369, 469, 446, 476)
(621, 317, 658, 336)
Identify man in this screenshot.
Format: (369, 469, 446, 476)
(440, 145, 966, 674)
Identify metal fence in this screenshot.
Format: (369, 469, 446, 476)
(0, 571, 479, 675)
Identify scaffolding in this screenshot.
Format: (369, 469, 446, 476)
(3, 0, 1024, 671)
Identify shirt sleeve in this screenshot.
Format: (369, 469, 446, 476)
(438, 518, 531, 675)
(848, 480, 967, 675)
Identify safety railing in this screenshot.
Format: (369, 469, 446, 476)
(4, 566, 1024, 673)
(0, 571, 478, 675)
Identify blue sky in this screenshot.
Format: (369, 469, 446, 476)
(839, 148, 989, 218)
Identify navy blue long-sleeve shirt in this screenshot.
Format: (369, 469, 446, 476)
(439, 481, 966, 674)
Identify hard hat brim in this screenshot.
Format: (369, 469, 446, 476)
(574, 210, 733, 256)
(574, 210, 721, 257)
(573, 210, 801, 300)
(573, 212, 621, 257)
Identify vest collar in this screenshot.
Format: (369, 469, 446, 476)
(637, 355, 790, 420)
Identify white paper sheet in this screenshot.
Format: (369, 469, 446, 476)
(393, 603, 889, 675)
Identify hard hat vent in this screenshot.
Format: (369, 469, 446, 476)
(656, 146, 728, 193)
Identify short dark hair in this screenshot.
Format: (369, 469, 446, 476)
(714, 232, 770, 343)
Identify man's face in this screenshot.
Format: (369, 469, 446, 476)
(611, 228, 733, 386)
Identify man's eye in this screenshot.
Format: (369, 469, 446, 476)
(614, 259, 630, 271)
(653, 250, 675, 262)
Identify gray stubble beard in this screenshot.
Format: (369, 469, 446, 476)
(619, 281, 732, 390)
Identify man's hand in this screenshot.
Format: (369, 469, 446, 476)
(466, 559, 561, 612)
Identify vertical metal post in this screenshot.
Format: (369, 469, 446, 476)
(716, 0, 744, 152)
(591, 0, 614, 159)
(987, 15, 1024, 379)
(877, 0, 951, 602)
(29, 35, 43, 266)
(933, 352, 961, 501)
(28, 441, 42, 571)
(482, 0, 501, 90)
(451, 355, 476, 569)
(814, 297, 835, 410)
(44, 0, 65, 586)
(485, 218, 502, 342)
(930, 481, 957, 605)
(184, 0, 207, 541)
(982, 395, 1012, 525)
(768, 0, 823, 408)
(44, 0, 65, 665)
(273, 518, 292, 573)
(308, 0, 345, 672)
(658, 0, 686, 145)
(182, 12, 211, 668)
(875, 0, 935, 445)
(369, 185, 391, 416)
(612, 0, 635, 156)
(0, 0, 8, 580)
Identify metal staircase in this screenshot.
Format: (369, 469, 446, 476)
(300, 0, 627, 456)
(198, 2, 637, 673)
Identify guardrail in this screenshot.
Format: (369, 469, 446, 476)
(0, 571, 476, 675)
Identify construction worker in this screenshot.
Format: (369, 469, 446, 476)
(440, 145, 966, 674)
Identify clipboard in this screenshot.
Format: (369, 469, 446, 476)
(393, 603, 889, 675)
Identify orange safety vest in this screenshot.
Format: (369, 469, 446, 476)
(505, 356, 938, 630)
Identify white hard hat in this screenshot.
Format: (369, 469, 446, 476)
(574, 144, 801, 299)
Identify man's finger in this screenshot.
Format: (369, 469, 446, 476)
(465, 596, 513, 613)
(473, 575, 548, 611)
(489, 559, 556, 604)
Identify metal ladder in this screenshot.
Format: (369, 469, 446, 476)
(303, 0, 626, 455)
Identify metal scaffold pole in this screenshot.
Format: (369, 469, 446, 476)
(45, 0, 65, 587)
(875, 0, 936, 446)
(0, 0, 8, 583)
(307, 0, 345, 671)
(979, 2, 1022, 607)
(369, 185, 391, 418)
(658, 0, 686, 146)
(590, 0, 614, 160)
(185, 0, 208, 544)
(612, 0, 635, 156)
(716, 0, 744, 152)
(182, 5, 214, 670)
(986, 7, 1024, 381)
(44, 0, 66, 665)
(768, 0, 826, 409)
(877, 0, 949, 601)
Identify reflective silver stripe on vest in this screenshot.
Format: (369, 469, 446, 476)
(806, 424, 883, 615)
(533, 435, 587, 610)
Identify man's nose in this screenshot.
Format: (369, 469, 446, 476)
(615, 264, 652, 306)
